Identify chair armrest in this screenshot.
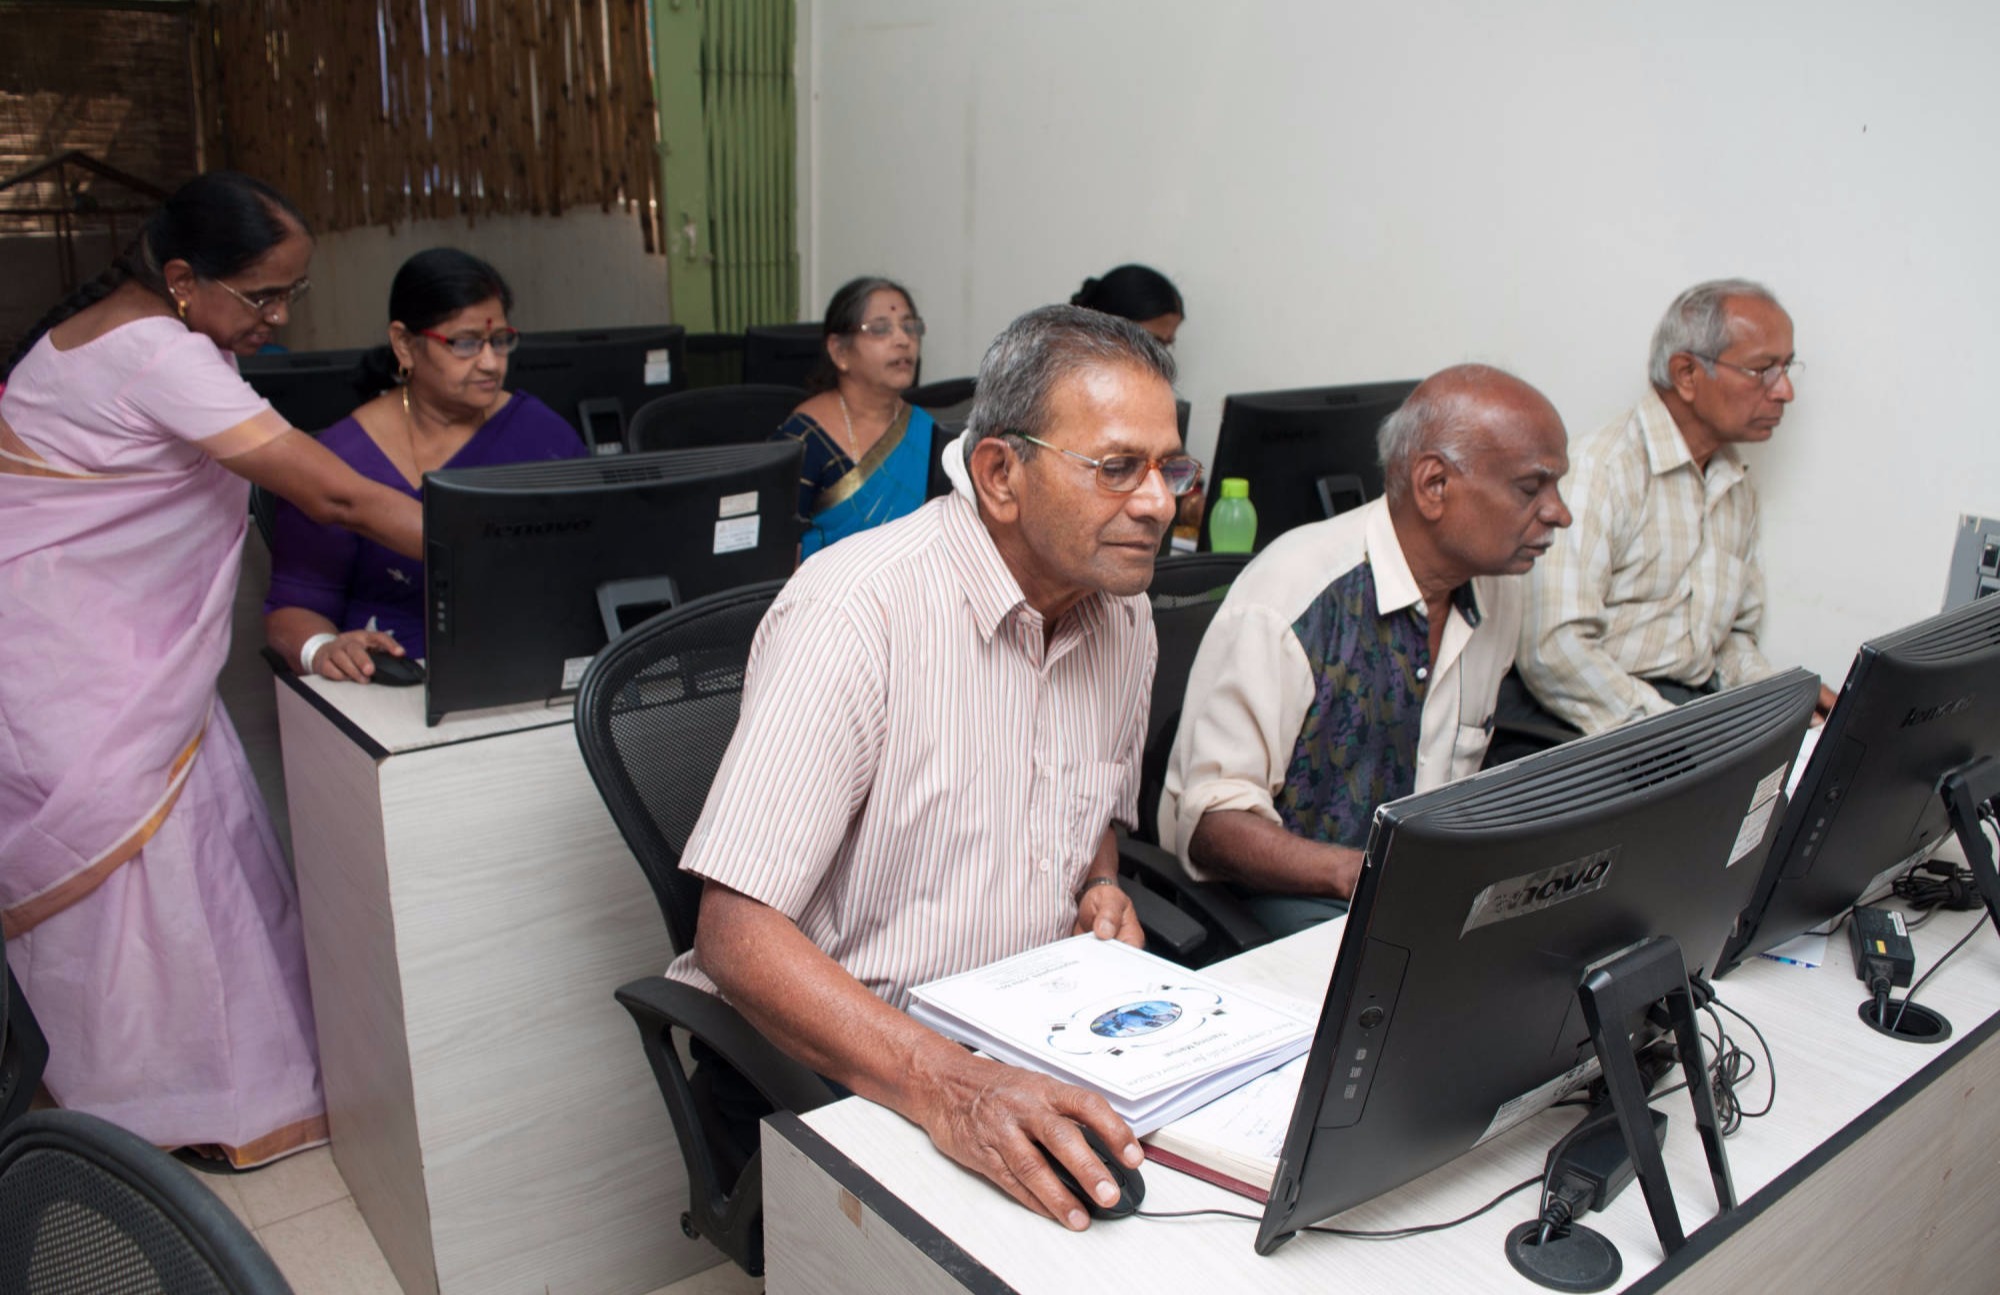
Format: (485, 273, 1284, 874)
(615, 976, 837, 1116)
(1119, 879, 1205, 961)
(1117, 836, 1272, 958)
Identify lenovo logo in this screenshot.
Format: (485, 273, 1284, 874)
(1462, 849, 1618, 935)
(1900, 695, 1974, 728)
(482, 516, 594, 540)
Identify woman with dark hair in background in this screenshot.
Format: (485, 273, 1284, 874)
(0, 171, 423, 1167)
(1072, 263, 1184, 347)
(1073, 263, 1201, 543)
(773, 275, 936, 558)
(263, 248, 584, 682)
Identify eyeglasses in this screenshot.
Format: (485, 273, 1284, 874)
(1695, 354, 1803, 388)
(1010, 432, 1203, 497)
(854, 317, 926, 340)
(213, 276, 311, 320)
(420, 327, 523, 359)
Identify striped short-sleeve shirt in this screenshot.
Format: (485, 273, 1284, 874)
(664, 490, 1156, 1012)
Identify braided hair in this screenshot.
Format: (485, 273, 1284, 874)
(4, 171, 308, 379)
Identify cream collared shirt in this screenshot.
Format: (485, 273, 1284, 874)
(1518, 388, 1773, 736)
(1160, 499, 1521, 881)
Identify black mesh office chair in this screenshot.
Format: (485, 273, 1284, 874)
(740, 323, 824, 388)
(1, 929, 49, 1132)
(574, 582, 837, 1277)
(1116, 553, 1273, 966)
(624, 385, 807, 455)
(0, 1109, 294, 1293)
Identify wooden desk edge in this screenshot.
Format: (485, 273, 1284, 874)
(1625, 1000, 2000, 1292)
(768, 1001, 2000, 1293)
(766, 1112, 1014, 1294)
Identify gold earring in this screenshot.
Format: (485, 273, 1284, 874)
(174, 295, 188, 321)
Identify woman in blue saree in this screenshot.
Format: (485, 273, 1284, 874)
(774, 276, 936, 558)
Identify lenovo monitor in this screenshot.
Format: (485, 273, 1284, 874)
(1202, 380, 1419, 552)
(1257, 668, 1819, 1253)
(1717, 594, 2000, 974)
(421, 441, 802, 725)
(509, 324, 688, 453)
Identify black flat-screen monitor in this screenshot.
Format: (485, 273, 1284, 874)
(240, 348, 373, 433)
(741, 322, 824, 388)
(1257, 668, 1819, 1254)
(510, 325, 688, 453)
(1717, 594, 2000, 974)
(1202, 380, 1419, 552)
(421, 442, 801, 725)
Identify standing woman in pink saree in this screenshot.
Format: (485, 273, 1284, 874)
(0, 172, 422, 1167)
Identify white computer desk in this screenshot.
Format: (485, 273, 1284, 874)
(761, 862, 2000, 1294)
(273, 675, 713, 1295)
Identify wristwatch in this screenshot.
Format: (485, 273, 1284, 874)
(1075, 875, 1121, 902)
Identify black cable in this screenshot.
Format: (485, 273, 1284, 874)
(1135, 1172, 1542, 1240)
(1708, 998, 1776, 1123)
(1889, 917, 1984, 1032)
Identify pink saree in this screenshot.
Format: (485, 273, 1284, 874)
(1, 319, 326, 1165)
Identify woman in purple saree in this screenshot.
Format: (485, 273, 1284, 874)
(263, 248, 585, 678)
(0, 173, 422, 1167)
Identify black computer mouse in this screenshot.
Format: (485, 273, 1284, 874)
(1047, 1126, 1145, 1221)
(368, 649, 426, 687)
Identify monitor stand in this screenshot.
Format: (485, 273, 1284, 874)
(1509, 936, 1736, 1291)
(1942, 755, 2000, 940)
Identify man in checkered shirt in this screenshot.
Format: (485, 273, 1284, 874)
(1517, 279, 1836, 737)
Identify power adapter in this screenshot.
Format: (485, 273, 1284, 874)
(1848, 906, 1915, 993)
(1544, 1106, 1669, 1224)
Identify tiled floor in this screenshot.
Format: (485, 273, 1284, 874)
(188, 1145, 764, 1295)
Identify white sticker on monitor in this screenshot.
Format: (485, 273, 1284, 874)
(1727, 760, 1791, 865)
(560, 655, 594, 692)
(644, 348, 673, 385)
(714, 515, 760, 554)
(1474, 1057, 1599, 1148)
(718, 490, 758, 518)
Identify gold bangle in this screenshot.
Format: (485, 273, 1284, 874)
(1075, 875, 1121, 903)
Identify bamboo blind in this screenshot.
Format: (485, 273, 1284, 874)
(199, 0, 662, 250)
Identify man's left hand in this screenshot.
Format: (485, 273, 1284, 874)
(1073, 882, 1143, 946)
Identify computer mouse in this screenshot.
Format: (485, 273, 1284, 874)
(367, 649, 426, 687)
(1047, 1125, 1144, 1221)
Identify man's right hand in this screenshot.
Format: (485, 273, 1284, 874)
(910, 1050, 1142, 1230)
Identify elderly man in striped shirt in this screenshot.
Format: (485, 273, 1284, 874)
(664, 305, 1202, 1231)
(1517, 279, 1837, 738)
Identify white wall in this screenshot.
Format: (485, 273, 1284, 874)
(282, 208, 671, 351)
(798, 0, 2000, 685)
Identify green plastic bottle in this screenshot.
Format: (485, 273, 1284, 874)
(1209, 477, 1257, 553)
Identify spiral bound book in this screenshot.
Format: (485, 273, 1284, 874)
(908, 935, 1313, 1133)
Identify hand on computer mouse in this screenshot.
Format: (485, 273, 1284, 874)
(366, 649, 426, 687)
(305, 628, 406, 684)
(1043, 1124, 1146, 1222)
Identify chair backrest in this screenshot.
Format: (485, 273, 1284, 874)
(0, 1110, 294, 1294)
(1137, 553, 1254, 843)
(625, 385, 807, 455)
(574, 581, 788, 955)
(903, 376, 976, 418)
(0, 929, 48, 1132)
(740, 323, 824, 388)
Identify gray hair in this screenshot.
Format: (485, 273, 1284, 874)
(964, 304, 1177, 456)
(1376, 364, 1517, 505)
(1647, 278, 1782, 388)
